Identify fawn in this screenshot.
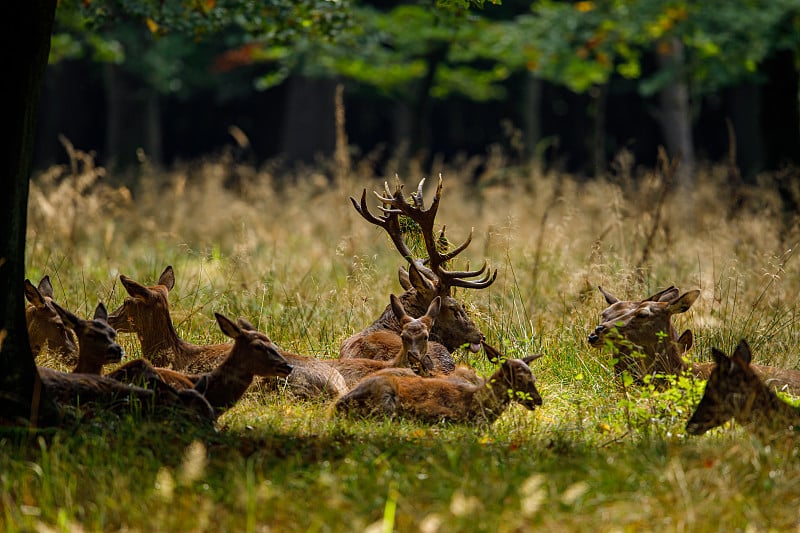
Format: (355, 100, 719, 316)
(341, 177, 496, 373)
(335, 353, 543, 424)
(42, 301, 214, 421)
(50, 300, 125, 373)
(108, 266, 233, 372)
(24, 276, 78, 364)
(588, 286, 800, 394)
(686, 340, 800, 441)
(109, 266, 347, 400)
(329, 295, 439, 387)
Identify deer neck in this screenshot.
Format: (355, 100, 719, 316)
(618, 325, 688, 376)
(201, 349, 253, 411)
(72, 350, 106, 375)
(135, 311, 196, 364)
(738, 386, 800, 437)
(470, 371, 513, 424)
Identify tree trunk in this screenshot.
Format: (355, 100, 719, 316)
(0, 0, 61, 425)
(590, 84, 608, 178)
(522, 74, 543, 167)
(656, 37, 694, 188)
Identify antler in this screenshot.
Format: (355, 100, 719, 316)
(351, 175, 496, 291)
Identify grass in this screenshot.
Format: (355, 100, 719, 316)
(4, 147, 800, 531)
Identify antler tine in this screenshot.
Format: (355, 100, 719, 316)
(439, 259, 497, 289)
(411, 178, 426, 209)
(351, 189, 416, 262)
(438, 226, 474, 263)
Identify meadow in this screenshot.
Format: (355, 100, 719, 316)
(3, 144, 800, 532)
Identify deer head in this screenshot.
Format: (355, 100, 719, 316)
(51, 300, 124, 373)
(390, 293, 439, 375)
(351, 176, 495, 353)
(684, 340, 797, 437)
(224, 315, 294, 378)
(24, 276, 78, 362)
(588, 286, 699, 379)
(108, 266, 179, 364)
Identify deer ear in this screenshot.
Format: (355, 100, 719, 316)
(93, 302, 109, 323)
(390, 294, 410, 324)
(647, 286, 679, 302)
(598, 286, 618, 304)
(158, 266, 175, 291)
(732, 339, 752, 365)
(237, 317, 257, 332)
(38, 275, 55, 299)
(667, 290, 700, 314)
(710, 347, 731, 368)
(51, 300, 81, 330)
(425, 296, 441, 321)
(215, 312, 241, 339)
(120, 275, 151, 300)
(24, 279, 44, 307)
(523, 353, 543, 364)
(398, 267, 412, 291)
(677, 329, 693, 352)
(408, 262, 436, 296)
(194, 374, 209, 395)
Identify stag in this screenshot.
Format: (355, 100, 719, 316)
(341, 176, 496, 373)
(686, 340, 800, 441)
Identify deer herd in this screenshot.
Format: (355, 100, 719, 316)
(22, 177, 800, 441)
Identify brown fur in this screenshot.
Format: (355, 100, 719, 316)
(588, 286, 800, 394)
(341, 177, 497, 371)
(686, 340, 800, 441)
(335, 355, 542, 424)
(108, 266, 231, 372)
(330, 295, 439, 387)
(48, 300, 124, 374)
(24, 276, 78, 364)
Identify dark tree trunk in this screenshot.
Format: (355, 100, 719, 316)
(656, 37, 694, 188)
(0, 0, 61, 426)
(522, 74, 543, 166)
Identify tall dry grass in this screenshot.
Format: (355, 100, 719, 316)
(11, 142, 800, 531)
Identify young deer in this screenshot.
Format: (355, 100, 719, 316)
(341, 177, 496, 373)
(109, 266, 347, 399)
(329, 295, 439, 388)
(41, 302, 214, 421)
(686, 340, 800, 441)
(335, 354, 543, 424)
(107, 266, 232, 372)
(50, 300, 125, 373)
(24, 276, 78, 364)
(588, 286, 800, 394)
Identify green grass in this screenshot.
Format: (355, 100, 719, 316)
(4, 151, 800, 531)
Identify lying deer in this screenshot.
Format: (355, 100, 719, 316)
(24, 276, 78, 364)
(109, 266, 348, 400)
(41, 301, 214, 421)
(329, 295, 438, 387)
(50, 300, 125, 373)
(686, 340, 800, 441)
(335, 353, 543, 424)
(108, 266, 236, 372)
(341, 177, 496, 373)
(588, 286, 800, 394)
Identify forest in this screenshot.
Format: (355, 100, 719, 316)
(2, 1, 800, 531)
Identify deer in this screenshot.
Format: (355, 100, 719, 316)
(49, 300, 125, 374)
(24, 276, 78, 364)
(107, 265, 234, 372)
(686, 340, 800, 441)
(340, 176, 496, 374)
(107, 266, 347, 400)
(328, 294, 439, 388)
(334, 353, 543, 424)
(40, 301, 215, 422)
(588, 286, 800, 394)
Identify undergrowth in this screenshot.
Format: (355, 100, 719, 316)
(4, 148, 800, 531)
